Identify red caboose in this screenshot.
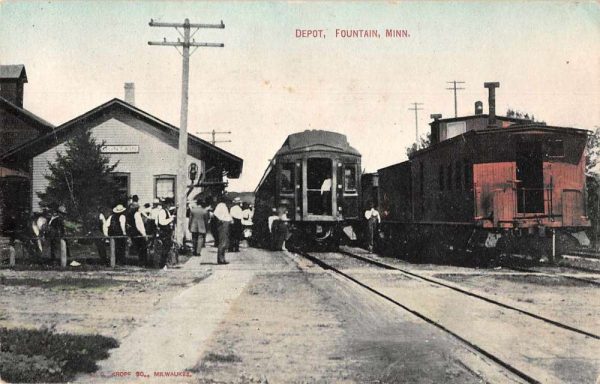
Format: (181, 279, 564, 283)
(374, 83, 591, 261)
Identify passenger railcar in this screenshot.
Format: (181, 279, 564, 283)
(254, 130, 361, 248)
(370, 83, 591, 262)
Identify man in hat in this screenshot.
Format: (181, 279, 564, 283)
(48, 205, 68, 261)
(156, 199, 175, 268)
(105, 204, 128, 264)
(188, 197, 210, 257)
(213, 199, 232, 264)
(229, 197, 243, 252)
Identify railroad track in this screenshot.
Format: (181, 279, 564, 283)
(292, 248, 541, 384)
(501, 264, 600, 287)
(292, 248, 600, 384)
(334, 249, 599, 339)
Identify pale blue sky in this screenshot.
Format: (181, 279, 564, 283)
(1, 1, 598, 190)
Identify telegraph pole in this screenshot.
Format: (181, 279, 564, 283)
(408, 102, 424, 142)
(446, 81, 465, 117)
(198, 129, 232, 145)
(148, 18, 224, 245)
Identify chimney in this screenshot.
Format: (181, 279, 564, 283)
(124, 83, 135, 106)
(430, 113, 443, 144)
(484, 82, 500, 127)
(0, 65, 27, 108)
(474, 101, 483, 115)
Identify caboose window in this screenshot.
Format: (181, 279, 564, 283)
(281, 163, 295, 193)
(344, 165, 357, 192)
(547, 139, 564, 158)
(439, 165, 444, 190)
(455, 160, 462, 190)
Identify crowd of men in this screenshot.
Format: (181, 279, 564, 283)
(21, 195, 254, 268)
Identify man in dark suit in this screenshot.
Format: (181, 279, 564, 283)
(188, 197, 210, 257)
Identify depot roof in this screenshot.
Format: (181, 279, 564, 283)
(0, 98, 243, 177)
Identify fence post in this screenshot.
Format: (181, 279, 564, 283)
(60, 239, 67, 267)
(110, 238, 116, 268)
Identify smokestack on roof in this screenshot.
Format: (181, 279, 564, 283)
(484, 82, 500, 127)
(0, 64, 27, 108)
(124, 83, 135, 106)
(474, 101, 483, 115)
(430, 113, 442, 120)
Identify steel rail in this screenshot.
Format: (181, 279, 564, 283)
(293, 249, 541, 384)
(336, 249, 600, 340)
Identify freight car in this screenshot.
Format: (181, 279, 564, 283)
(370, 83, 591, 262)
(254, 130, 361, 248)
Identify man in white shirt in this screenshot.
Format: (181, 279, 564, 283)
(364, 203, 381, 252)
(320, 177, 332, 215)
(127, 204, 148, 266)
(105, 204, 128, 264)
(156, 200, 175, 268)
(214, 200, 232, 264)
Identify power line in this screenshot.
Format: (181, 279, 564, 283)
(446, 81, 465, 117)
(408, 102, 424, 142)
(148, 18, 224, 245)
(198, 130, 232, 145)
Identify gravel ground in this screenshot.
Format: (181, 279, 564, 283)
(0, 267, 211, 340)
(191, 253, 517, 383)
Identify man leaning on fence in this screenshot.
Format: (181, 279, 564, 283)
(104, 204, 127, 264)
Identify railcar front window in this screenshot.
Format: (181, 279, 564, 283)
(281, 163, 294, 193)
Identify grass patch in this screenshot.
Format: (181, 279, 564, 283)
(0, 327, 119, 382)
(0, 276, 123, 290)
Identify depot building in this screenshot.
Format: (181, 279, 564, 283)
(1, 89, 243, 213)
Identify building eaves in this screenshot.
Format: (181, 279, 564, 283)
(0, 96, 54, 131)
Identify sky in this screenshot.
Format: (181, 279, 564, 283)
(1, 1, 599, 191)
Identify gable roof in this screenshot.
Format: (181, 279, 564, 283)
(0, 96, 54, 132)
(0, 65, 27, 81)
(0, 98, 243, 178)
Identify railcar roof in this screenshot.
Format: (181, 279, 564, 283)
(410, 124, 590, 159)
(275, 130, 360, 156)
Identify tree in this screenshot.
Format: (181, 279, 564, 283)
(38, 130, 119, 234)
(506, 108, 545, 125)
(406, 132, 431, 158)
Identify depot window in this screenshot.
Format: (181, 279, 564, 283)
(154, 175, 176, 202)
(344, 165, 357, 192)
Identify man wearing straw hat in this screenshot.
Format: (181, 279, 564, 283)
(104, 203, 127, 264)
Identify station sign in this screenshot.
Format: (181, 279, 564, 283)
(100, 145, 139, 154)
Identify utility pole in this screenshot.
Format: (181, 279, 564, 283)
(408, 102, 424, 142)
(446, 81, 465, 117)
(148, 18, 224, 245)
(198, 129, 232, 145)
